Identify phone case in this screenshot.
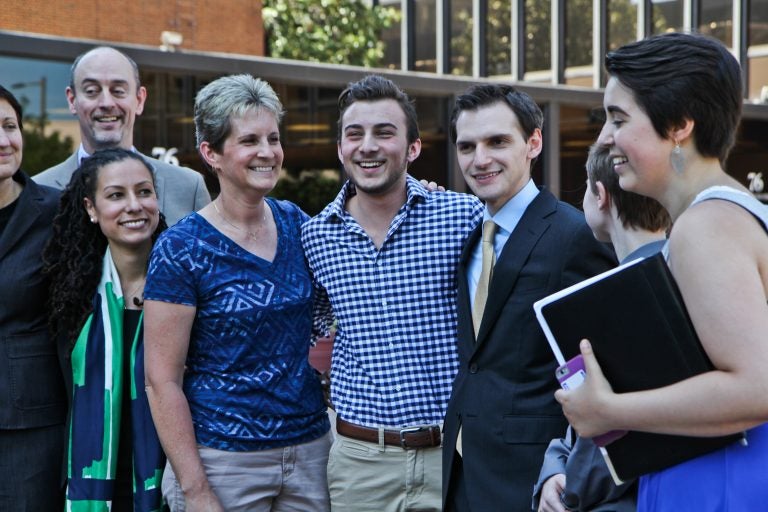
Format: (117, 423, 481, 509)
(555, 355, 627, 447)
(556, 355, 586, 390)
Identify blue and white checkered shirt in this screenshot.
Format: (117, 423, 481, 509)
(302, 175, 483, 428)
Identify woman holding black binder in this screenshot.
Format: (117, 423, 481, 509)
(556, 32, 768, 511)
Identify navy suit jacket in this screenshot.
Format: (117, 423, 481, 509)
(33, 151, 210, 225)
(442, 187, 616, 511)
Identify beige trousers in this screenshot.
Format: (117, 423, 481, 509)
(327, 434, 443, 512)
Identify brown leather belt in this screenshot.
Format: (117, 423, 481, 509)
(336, 417, 442, 449)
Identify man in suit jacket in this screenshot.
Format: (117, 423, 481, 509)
(442, 84, 616, 511)
(33, 46, 209, 224)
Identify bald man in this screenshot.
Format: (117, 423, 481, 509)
(34, 46, 209, 224)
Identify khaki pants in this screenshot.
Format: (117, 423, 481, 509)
(163, 432, 331, 512)
(328, 434, 443, 512)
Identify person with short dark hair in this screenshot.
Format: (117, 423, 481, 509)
(43, 148, 167, 511)
(34, 46, 210, 224)
(0, 85, 66, 512)
(582, 143, 670, 252)
(533, 143, 670, 512)
(302, 75, 483, 511)
(557, 32, 768, 512)
(443, 83, 616, 511)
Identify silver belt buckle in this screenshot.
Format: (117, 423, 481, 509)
(399, 426, 424, 448)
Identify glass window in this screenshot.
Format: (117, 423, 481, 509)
(750, 0, 768, 46)
(486, 0, 512, 76)
(164, 75, 195, 158)
(700, 0, 732, 46)
(608, 0, 637, 51)
(525, 0, 551, 73)
(652, 0, 683, 34)
(0, 55, 77, 173)
(724, 119, 768, 199)
(280, 85, 337, 149)
(565, 0, 592, 68)
(0, 55, 74, 134)
(558, 104, 604, 207)
(380, 0, 403, 69)
(164, 74, 193, 116)
(409, 95, 450, 184)
(451, 0, 473, 76)
(266, 84, 341, 215)
(414, 0, 437, 72)
(136, 71, 210, 166)
(748, 52, 768, 101)
(140, 71, 161, 117)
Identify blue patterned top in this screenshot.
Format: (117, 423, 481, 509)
(302, 176, 484, 427)
(145, 198, 329, 451)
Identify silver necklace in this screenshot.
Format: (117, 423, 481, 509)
(213, 199, 267, 241)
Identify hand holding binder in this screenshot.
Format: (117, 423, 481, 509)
(535, 252, 743, 484)
(555, 351, 627, 446)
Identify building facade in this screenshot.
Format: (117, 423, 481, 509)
(2, 0, 767, 208)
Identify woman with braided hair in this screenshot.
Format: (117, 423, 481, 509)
(44, 148, 167, 511)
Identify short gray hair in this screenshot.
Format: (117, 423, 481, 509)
(194, 74, 284, 152)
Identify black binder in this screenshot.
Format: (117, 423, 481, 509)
(533, 252, 744, 484)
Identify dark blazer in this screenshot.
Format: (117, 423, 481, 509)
(33, 151, 210, 225)
(0, 171, 66, 428)
(443, 188, 616, 511)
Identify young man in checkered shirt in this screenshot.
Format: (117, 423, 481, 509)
(301, 75, 483, 511)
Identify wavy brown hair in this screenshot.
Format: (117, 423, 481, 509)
(43, 148, 167, 346)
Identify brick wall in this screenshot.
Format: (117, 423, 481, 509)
(1, 0, 265, 56)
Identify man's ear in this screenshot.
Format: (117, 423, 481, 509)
(135, 86, 148, 116)
(66, 87, 77, 115)
(595, 181, 611, 211)
(527, 128, 543, 160)
(406, 138, 422, 164)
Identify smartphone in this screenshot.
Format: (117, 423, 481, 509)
(555, 355, 628, 447)
(556, 355, 587, 390)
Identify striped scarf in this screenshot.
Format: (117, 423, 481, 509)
(65, 248, 165, 512)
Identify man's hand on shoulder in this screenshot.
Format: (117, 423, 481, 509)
(419, 179, 446, 192)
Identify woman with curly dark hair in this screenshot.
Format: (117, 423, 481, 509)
(44, 148, 167, 512)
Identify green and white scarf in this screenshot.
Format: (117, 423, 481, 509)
(65, 248, 165, 512)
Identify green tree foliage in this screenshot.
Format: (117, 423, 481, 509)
(262, 0, 400, 67)
(486, 0, 513, 75)
(271, 169, 341, 216)
(22, 128, 74, 176)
